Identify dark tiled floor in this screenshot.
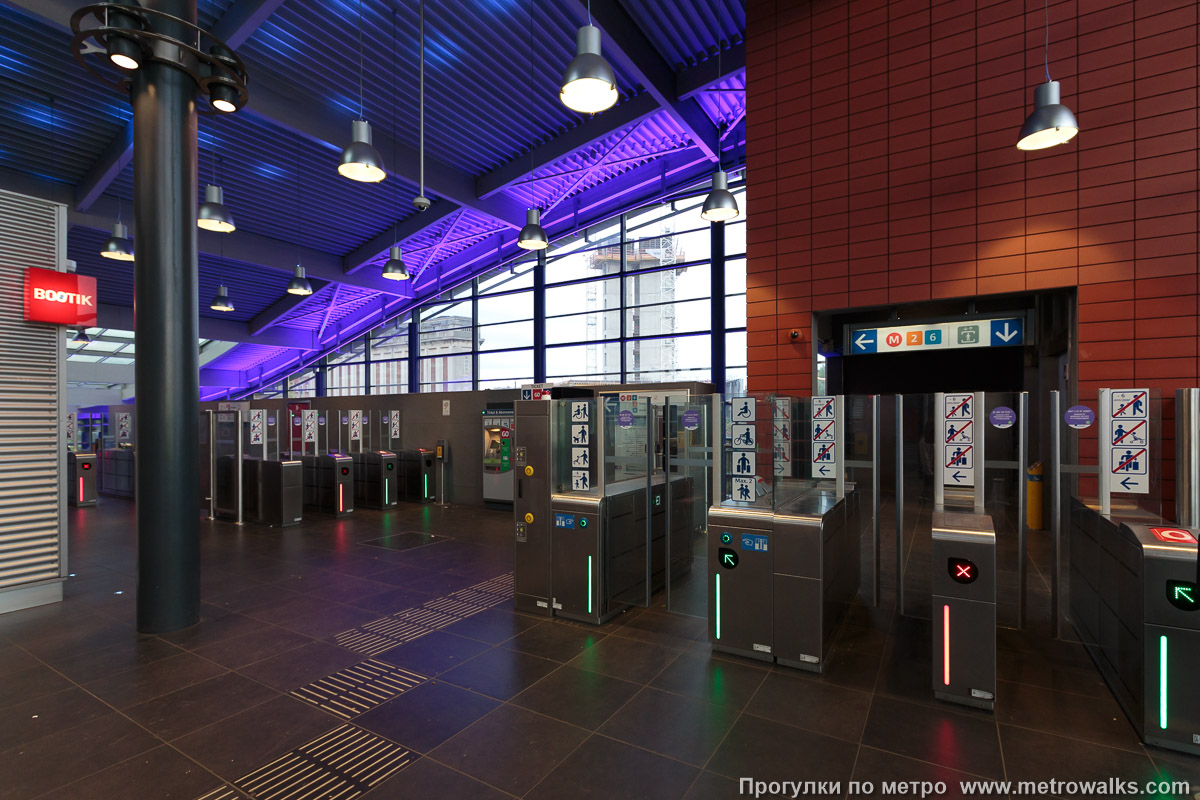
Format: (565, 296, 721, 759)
(0, 498, 1197, 800)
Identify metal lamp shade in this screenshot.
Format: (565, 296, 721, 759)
(197, 184, 236, 232)
(517, 208, 549, 250)
(382, 246, 409, 280)
(73, 329, 92, 344)
(210, 82, 238, 113)
(1017, 81, 1078, 151)
(287, 264, 314, 295)
(105, 3, 143, 70)
(101, 221, 135, 261)
(560, 25, 618, 114)
(210, 284, 234, 312)
(701, 170, 739, 222)
(338, 120, 386, 182)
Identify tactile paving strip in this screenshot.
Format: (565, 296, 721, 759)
(195, 787, 241, 800)
(234, 725, 413, 800)
(290, 659, 425, 719)
(334, 572, 515, 655)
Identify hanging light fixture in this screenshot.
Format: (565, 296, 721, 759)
(701, 6, 739, 223)
(1017, 0, 1078, 150)
(517, 3, 549, 251)
(518, 208, 549, 250)
(382, 246, 409, 280)
(287, 264, 313, 296)
(105, 1, 144, 71)
(381, 12, 409, 282)
(339, 0, 386, 182)
(210, 283, 235, 311)
(198, 185, 236, 232)
(73, 329, 92, 344)
(208, 45, 241, 113)
(560, 2, 617, 114)
(101, 221, 135, 260)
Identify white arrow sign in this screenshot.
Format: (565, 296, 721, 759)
(995, 322, 1019, 342)
(855, 333, 873, 349)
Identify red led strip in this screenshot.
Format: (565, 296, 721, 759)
(338, 484, 344, 513)
(943, 604, 951, 686)
(79, 477, 84, 502)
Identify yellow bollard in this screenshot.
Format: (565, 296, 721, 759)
(1026, 461, 1043, 531)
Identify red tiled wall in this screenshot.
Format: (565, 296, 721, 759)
(745, 0, 1200, 406)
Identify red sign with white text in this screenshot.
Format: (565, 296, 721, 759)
(25, 269, 97, 326)
(1150, 528, 1197, 545)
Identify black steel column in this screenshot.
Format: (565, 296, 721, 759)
(533, 250, 547, 383)
(407, 320, 419, 393)
(710, 221, 726, 393)
(132, 0, 200, 633)
(315, 365, 327, 397)
(619, 214, 628, 382)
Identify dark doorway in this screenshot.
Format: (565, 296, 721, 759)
(837, 345, 1025, 395)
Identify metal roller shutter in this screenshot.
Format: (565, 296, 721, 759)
(0, 189, 65, 593)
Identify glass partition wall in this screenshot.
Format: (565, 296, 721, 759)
(250, 187, 748, 399)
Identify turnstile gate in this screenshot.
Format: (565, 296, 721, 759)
(67, 451, 97, 507)
(301, 453, 353, 516)
(353, 450, 398, 509)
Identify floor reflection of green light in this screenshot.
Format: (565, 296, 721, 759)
(710, 664, 725, 703)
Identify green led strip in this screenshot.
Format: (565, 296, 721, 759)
(1160, 635, 1168, 730)
(385, 480, 389, 505)
(715, 573, 722, 640)
(587, 555, 593, 615)
(424, 474, 428, 500)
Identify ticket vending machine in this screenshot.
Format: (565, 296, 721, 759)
(67, 451, 97, 507)
(482, 406, 515, 509)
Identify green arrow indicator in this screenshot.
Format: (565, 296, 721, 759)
(723, 553, 735, 566)
(1175, 586, 1194, 603)
(1166, 580, 1198, 610)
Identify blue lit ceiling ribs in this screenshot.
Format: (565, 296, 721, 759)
(0, 0, 744, 394)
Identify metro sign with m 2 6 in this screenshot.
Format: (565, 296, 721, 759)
(849, 317, 1024, 355)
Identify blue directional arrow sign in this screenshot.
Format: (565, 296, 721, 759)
(851, 330, 877, 353)
(818, 465, 830, 476)
(952, 471, 965, 483)
(990, 318, 1024, 347)
(1120, 477, 1138, 490)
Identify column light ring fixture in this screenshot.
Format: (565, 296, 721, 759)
(70, 3, 251, 114)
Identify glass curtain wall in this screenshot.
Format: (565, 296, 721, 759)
(252, 186, 747, 398)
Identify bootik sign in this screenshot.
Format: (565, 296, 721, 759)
(25, 268, 98, 327)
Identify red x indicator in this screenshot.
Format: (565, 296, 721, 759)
(948, 558, 978, 585)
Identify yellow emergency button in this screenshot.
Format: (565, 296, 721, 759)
(524, 512, 534, 524)
(524, 465, 534, 476)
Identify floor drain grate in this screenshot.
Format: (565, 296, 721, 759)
(291, 659, 425, 719)
(359, 531, 450, 552)
(235, 724, 413, 800)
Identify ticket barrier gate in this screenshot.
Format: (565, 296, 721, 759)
(932, 510, 997, 710)
(99, 447, 135, 499)
(67, 451, 97, 507)
(242, 457, 303, 527)
(353, 450, 398, 509)
(398, 448, 435, 504)
(1068, 501, 1200, 756)
(550, 476, 694, 624)
(708, 488, 860, 671)
(513, 392, 702, 621)
(301, 453, 353, 516)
